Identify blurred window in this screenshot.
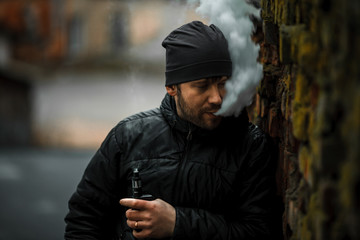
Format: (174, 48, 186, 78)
(109, 11, 126, 53)
(24, 5, 39, 41)
(0, 37, 10, 67)
(68, 14, 83, 57)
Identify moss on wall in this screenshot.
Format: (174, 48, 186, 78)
(248, 0, 360, 239)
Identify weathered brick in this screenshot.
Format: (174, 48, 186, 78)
(260, 97, 269, 117)
(298, 145, 312, 185)
(263, 19, 279, 45)
(269, 106, 280, 137)
(255, 93, 261, 117)
(249, 0, 360, 239)
(292, 104, 310, 141)
(279, 25, 292, 64)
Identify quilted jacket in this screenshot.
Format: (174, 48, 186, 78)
(64, 93, 277, 240)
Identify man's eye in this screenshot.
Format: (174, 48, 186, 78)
(218, 82, 226, 88)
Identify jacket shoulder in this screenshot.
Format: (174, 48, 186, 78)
(119, 108, 162, 124)
(113, 108, 164, 132)
(113, 108, 166, 142)
(98, 108, 166, 158)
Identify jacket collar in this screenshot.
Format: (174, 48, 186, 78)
(159, 93, 249, 136)
(160, 93, 195, 133)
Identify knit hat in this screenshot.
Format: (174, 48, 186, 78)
(162, 21, 232, 86)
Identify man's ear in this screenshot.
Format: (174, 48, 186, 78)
(166, 85, 177, 96)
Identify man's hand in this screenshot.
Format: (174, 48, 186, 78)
(119, 198, 176, 239)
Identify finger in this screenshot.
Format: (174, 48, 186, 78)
(127, 219, 141, 229)
(125, 208, 142, 220)
(126, 209, 153, 223)
(119, 198, 151, 210)
(127, 219, 150, 230)
(119, 198, 135, 207)
(125, 209, 136, 220)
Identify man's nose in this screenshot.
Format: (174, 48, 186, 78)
(208, 85, 222, 105)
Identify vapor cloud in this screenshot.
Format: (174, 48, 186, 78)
(189, 0, 263, 117)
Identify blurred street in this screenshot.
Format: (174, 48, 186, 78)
(0, 148, 94, 240)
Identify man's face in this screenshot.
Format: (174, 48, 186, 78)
(167, 76, 228, 130)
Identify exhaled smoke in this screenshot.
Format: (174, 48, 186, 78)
(189, 0, 263, 117)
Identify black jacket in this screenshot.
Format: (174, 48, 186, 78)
(65, 94, 277, 240)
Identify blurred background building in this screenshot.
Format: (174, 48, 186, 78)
(0, 1, 207, 239)
(0, 0, 206, 149)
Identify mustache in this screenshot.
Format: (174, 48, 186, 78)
(202, 104, 221, 113)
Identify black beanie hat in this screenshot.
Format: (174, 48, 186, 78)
(162, 21, 232, 86)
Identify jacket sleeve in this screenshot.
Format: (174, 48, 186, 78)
(172, 132, 278, 240)
(64, 127, 122, 240)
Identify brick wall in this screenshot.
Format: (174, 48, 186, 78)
(247, 0, 360, 239)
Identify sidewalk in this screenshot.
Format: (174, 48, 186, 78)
(0, 148, 94, 240)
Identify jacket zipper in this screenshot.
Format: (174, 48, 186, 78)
(184, 127, 193, 156)
(174, 128, 193, 201)
(186, 128, 192, 141)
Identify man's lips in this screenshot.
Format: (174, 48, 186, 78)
(205, 112, 221, 118)
(204, 107, 220, 113)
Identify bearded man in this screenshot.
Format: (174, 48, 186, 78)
(65, 21, 278, 240)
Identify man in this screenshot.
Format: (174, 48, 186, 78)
(65, 21, 277, 240)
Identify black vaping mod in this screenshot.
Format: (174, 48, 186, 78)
(132, 168, 155, 200)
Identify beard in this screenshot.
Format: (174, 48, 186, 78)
(176, 91, 222, 130)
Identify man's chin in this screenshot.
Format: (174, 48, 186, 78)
(202, 116, 222, 130)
